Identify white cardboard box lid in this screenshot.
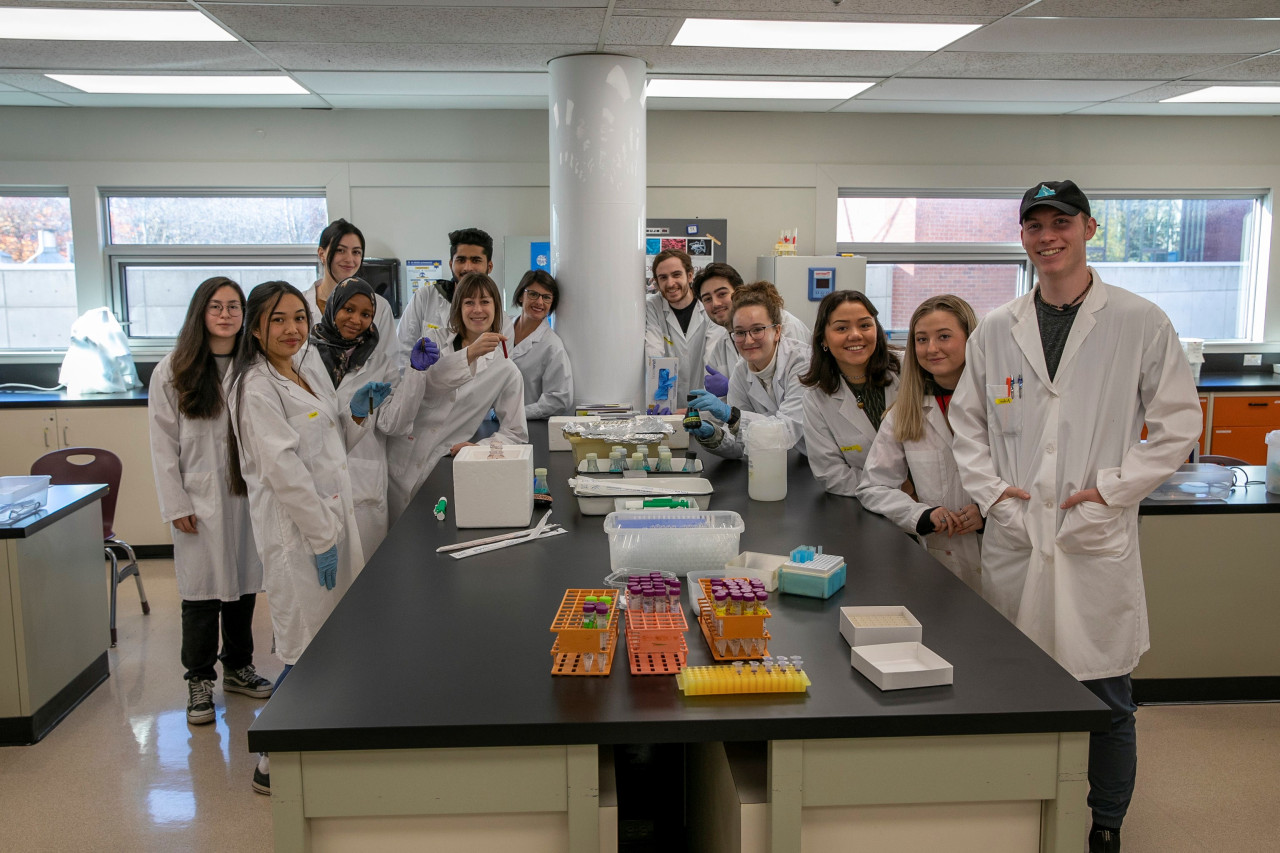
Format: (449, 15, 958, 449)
(839, 605, 923, 647)
(849, 641, 953, 691)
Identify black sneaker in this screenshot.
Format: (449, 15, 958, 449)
(252, 754, 270, 795)
(224, 664, 274, 699)
(186, 678, 215, 725)
(1089, 825, 1121, 853)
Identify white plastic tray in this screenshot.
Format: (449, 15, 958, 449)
(850, 641, 953, 691)
(839, 606, 923, 648)
(577, 457, 703, 475)
(575, 477, 713, 515)
(0, 475, 50, 512)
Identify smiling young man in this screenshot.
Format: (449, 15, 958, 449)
(397, 227, 508, 356)
(644, 248, 709, 403)
(949, 180, 1202, 853)
(695, 262, 812, 396)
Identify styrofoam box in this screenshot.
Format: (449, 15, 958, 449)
(839, 606, 923, 647)
(547, 415, 689, 451)
(603, 510, 743, 577)
(850, 642, 954, 691)
(452, 444, 534, 528)
(724, 552, 785, 591)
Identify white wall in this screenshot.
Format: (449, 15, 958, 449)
(2, 106, 1278, 356)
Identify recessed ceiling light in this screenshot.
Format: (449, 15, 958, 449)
(672, 18, 981, 52)
(47, 75, 308, 95)
(1163, 86, 1280, 103)
(1, 8, 234, 41)
(647, 79, 872, 100)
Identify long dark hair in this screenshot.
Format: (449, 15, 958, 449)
(170, 276, 245, 420)
(227, 281, 312, 496)
(799, 290, 900, 395)
(318, 218, 365, 283)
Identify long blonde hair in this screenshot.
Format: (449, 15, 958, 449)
(893, 294, 978, 443)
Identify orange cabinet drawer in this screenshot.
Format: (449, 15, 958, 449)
(1212, 395, 1280, 427)
(1209, 426, 1271, 465)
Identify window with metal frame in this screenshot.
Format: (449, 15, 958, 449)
(0, 190, 77, 350)
(104, 191, 328, 339)
(837, 190, 1269, 342)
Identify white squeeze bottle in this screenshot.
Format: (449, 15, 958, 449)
(1265, 430, 1280, 495)
(744, 417, 788, 501)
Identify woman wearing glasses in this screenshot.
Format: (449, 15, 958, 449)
(683, 281, 809, 457)
(149, 276, 273, 727)
(509, 270, 573, 420)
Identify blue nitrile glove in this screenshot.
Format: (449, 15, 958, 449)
(487, 407, 498, 422)
(703, 365, 729, 397)
(349, 381, 392, 417)
(689, 421, 716, 441)
(410, 337, 440, 371)
(687, 388, 731, 423)
(315, 546, 338, 590)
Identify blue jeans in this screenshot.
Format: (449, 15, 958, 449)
(274, 664, 292, 692)
(1082, 674, 1137, 829)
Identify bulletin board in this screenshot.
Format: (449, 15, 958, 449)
(645, 218, 727, 284)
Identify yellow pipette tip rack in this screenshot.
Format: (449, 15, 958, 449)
(675, 664, 811, 695)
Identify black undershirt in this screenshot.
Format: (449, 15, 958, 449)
(672, 300, 697, 334)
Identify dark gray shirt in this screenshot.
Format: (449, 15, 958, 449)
(1035, 291, 1083, 381)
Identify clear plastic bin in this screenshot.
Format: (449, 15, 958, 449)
(0, 475, 50, 512)
(602, 510, 744, 577)
(1148, 463, 1234, 501)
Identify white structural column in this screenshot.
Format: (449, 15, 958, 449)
(548, 53, 647, 408)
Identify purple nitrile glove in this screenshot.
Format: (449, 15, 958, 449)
(410, 337, 440, 371)
(704, 365, 729, 397)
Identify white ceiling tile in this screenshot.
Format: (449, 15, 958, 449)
(205, 5, 605, 44)
(901, 51, 1256, 80)
(46, 92, 328, 107)
(294, 71, 548, 96)
(1023, 0, 1280, 17)
(257, 42, 595, 71)
(623, 46, 929, 76)
(205, 0, 607, 5)
(858, 78, 1157, 102)
(1190, 55, 1280, 81)
(0, 40, 272, 71)
(832, 99, 1098, 114)
(950, 18, 1280, 55)
(604, 15, 680, 46)
(320, 93, 548, 109)
(0, 1, 190, 9)
(0, 91, 67, 106)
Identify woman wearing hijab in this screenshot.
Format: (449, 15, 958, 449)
(305, 277, 441, 559)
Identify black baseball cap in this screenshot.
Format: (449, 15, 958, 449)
(1020, 180, 1091, 220)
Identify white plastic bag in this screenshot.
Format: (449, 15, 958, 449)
(58, 307, 143, 395)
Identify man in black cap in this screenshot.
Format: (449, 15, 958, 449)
(950, 180, 1203, 853)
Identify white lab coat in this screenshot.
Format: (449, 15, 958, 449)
(511, 318, 574, 420)
(802, 371, 900, 497)
(644, 293, 709, 405)
(397, 282, 514, 362)
(148, 354, 260, 601)
(386, 328, 529, 519)
(856, 398, 982, 592)
(302, 283, 400, 367)
(229, 356, 370, 665)
(704, 336, 810, 459)
(704, 308, 812, 381)
(300, 345, 430, 563)
(950, 275, 1201, 680)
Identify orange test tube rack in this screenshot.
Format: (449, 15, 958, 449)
(550, 589, 620, 676)
(696, 578, 771, 661)
(624, 602, 689, 675)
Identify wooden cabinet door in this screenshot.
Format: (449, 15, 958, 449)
(56, 407, 168, 546)
(0, 409, 57, 477)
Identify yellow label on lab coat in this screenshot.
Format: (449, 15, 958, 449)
(840, 444, 862, 453)
(995, 397, 1013, 405)
(308, 411, 319, 419)
(664, 336, 674, 346)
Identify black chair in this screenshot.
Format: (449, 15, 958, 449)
(32, 448, 150, 647)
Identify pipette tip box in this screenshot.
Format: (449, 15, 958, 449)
(778, 553, 846, 599)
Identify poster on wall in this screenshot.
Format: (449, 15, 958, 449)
(406, 259, 444, 294)
(530, 242, 551, 272)
(644, 219, 727, 286)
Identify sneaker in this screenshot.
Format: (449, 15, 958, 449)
(252, 754, 270, 795)
(186, 678, 215, 725)
(224, 664, 274, 699)
(1089, 825, 1121, 853)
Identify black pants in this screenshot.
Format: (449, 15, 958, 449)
(181, 594, 257, 682)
